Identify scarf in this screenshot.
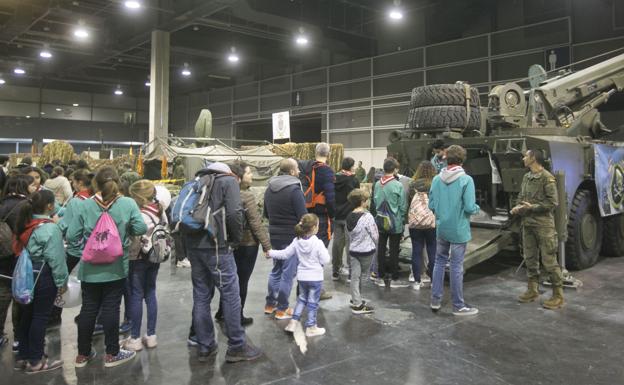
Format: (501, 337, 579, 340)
(93, 193, 120, 210)
(75, 190, 91, 200)
(12, 218, 52, 256)
(379, 175, 395, 185)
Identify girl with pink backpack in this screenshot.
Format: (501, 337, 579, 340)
(66, 167, 147, 368)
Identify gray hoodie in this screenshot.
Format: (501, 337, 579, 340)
(439, 166, 466, 184)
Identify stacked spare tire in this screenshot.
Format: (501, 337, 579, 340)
(407, 83, 481, 135)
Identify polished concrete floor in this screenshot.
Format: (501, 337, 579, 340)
(2, 250, 624, 385)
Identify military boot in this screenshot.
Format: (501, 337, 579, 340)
(517, 280, 540, 303)
(542, 286, 565, 309)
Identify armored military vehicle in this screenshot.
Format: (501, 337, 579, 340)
(388, 52, 624, 271)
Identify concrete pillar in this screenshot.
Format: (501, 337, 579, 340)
(148, 30, 170, 151)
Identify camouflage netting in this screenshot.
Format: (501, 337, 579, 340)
(39, 140, 74, 165)
(79, 152, 136, 172)
(9, 154, 40, 168)
(270, 143, 344, 171)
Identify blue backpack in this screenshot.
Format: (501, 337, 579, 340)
(171, 171, 219, 239)
(12, 248, 43, 305)
(12, 222, 49, 305)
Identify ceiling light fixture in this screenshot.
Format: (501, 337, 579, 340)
(295, 27, 309, 47)
(114, 85, 123, 95)
(227, 47, 239, 63)
(388, 0, 404, 21)
(388, 9, 403, 20)
(181, 62, 191, 76)
(0, 78, 5, 85)
(74, 28, 89, 38)
(145, 81, 151, 87)
(55, 108, 62, 112)
(74, 21, 89, 39)
(124, 0, 141, 9)
(73, 103, 79, 107)
(295, 35, 308, 46)
(14, 67, 25, 75)
(25, 115, 30, 119)
(39, 49, 52, 59)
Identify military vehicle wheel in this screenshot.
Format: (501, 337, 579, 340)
(410, 84, 480, 108)
(602, 214, 624, 257)
(408, 105, 481, 131)
(566, 189, 603, 270)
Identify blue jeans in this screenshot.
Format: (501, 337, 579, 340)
(409, 228, 436, 282)
(265, 239, 297, 311)
(187, 246, 245, 352)
(78, 279, 125, 356)
(369, 252, 378, 276)
(292, 281, 322, 327)
(431, 239, 467, 310)
(129, 259, 160, 338)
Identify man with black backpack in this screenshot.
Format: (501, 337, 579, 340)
(176, 162, 262, 363)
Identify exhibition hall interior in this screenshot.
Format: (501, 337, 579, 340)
(0, 1, 623, 384)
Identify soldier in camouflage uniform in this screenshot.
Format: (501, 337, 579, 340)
(511, 149, 564, 309)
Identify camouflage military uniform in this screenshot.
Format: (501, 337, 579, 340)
(517, 169, 563, 287)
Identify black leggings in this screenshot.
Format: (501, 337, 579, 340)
(217, 245, 259, 314)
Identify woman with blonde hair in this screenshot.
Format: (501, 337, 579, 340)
(123, 179, 166, 351)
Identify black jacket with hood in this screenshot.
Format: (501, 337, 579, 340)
(263, 174, 307, 243)
(334, 171, 360, 221)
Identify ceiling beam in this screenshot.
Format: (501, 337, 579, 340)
(61, 0, 239, 75)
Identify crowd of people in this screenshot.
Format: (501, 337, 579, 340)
(0, 139, 564, 373)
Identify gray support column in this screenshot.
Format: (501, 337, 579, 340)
(149, 30, 170, 150)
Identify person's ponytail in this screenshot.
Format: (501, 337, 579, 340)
(94, 166, 121, 203)
(294, 223, 305, 238)
(293, 213, 319, 239)
(15, 190, 55, 235)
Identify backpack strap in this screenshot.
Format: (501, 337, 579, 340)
(141, 208, 160, 227)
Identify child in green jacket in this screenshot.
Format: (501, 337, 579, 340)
(13, 189, 68, 373)
(66, 166, 146, 368)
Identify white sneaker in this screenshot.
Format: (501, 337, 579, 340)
(421, 275, 431, 284)
(390, 280, 410, 288)
(412, 282, 421, 290)
(408, 272, 415, 282)
(124, 337, 143, 351)
(143, 334, 157, 348)
(453, 306, 479, 316)
(177, 259, 191, 268)
(305, 326, 326, 337)
(284, 319, 298, 333)
(339, 267, 349, 276)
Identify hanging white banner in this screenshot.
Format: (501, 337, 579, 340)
(272, 111, 290, 140)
